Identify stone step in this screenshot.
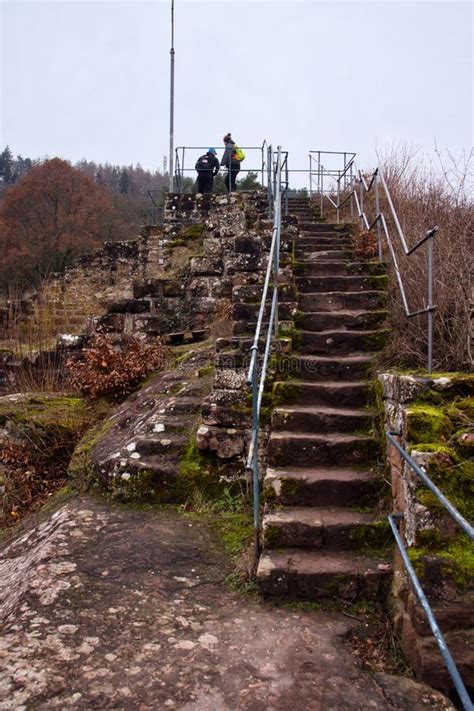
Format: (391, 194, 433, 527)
(295, 247, 354, 259)
(297, 236, 352, 248)
(264, 466, 381, 507)
(135, 435, 188, 457)
(261, 506, 384, 550)
(296, 310, 387, 331)
(297, 328, 389, 355)
(299, 291, 387, 312)
(268, 431, 379, 466)
(257, 549, 391, 601)
(298, 222, 346, 233)
(273, 380, 372, 408)
(272, 405, 372, 433)
(279, 354, 375, 381)
(296, 275, 387, 293)
(295, 260, 386, 277)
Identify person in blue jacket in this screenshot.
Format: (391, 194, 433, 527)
(220, 132, 240, 192)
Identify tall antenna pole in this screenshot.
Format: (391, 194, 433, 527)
(168, 0, 175, 192)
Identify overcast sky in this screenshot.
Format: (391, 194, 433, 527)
(0, 0, 472, 185)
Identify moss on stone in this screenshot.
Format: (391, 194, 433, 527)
(280, 477, 300, 499)
(262, 522, 281, 548)
(173, 438, 222, 502)
(272, 380, 303, 407)
(406, 404, 452, 444)
(197, 365, 215, 378)
(68, 415, 113, 487)
(350, 519, 392, 552)
(417, 458, 474, 520)
(0, 395, 93, 434)
(409, 534, 474, 591)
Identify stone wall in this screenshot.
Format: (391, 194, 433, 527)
(379, 371, 474, 694)
(0, 226, 164, 341)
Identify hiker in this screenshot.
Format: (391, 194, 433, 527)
(195, 148, 220, 194)
(220, 133, 243, 192)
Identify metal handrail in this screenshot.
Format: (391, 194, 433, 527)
(310, 151, 439, 373)
(386, 433, 473, 710)
(246, 145, 283, 552)
(173, 142, 269, 192)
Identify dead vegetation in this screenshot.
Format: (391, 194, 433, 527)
(342, 145, 474, 371)
(66, 334, 170, 400)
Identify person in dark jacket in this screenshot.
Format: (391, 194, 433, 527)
(195, 148, 220, 193)
(220, 132, 240, 192)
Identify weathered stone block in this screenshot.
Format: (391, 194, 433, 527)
(162, 280, 186, 297)
(190, 256, 223, 276)
(214, 368, 248, 391)
(234, 235, 261, 255)
(227, 254, 261, 273)
(196, 424, 245, 459)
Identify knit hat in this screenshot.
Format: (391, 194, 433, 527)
(223, 132, 232, 143)
(207, 148, 217, 154)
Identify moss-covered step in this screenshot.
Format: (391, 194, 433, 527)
(257, 549, 391, 601)
(280, 354, 375, 382)
(264, 466, 383, 507)
(296, 310, 387, 332)
(296, 236, 352, 248)
(298, 291, 387, 312)
(296, 275, 388, 294)
(268, 431, 379, 467)
(272, 380, 373, 408)
(271, 405, 372, 434)
(261, 507, 390, 551)
(297, 329, 390, 355)
(294, 260, 387, 277)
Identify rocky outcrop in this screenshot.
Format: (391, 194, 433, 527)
(69, 346, 218, 502)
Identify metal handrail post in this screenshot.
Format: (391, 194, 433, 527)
(336, 171, 340, 223)
(375, 170, 383, 259)
(267, 145, 273, 218)
(359, 179, 364, 229)
(309, 154, 313, 197)
(427, 235, 434, 373)
(273, 147, 282, 337)
(320, 163, 324, 216)
(350, 162, 354, 218)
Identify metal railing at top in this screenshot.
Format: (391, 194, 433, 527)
(386, 432, 474, 711)
(246, 145, 284, 553)
(173, 141, 269, 193)
(310, 151, 439, 373)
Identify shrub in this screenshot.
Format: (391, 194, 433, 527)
(67, 334, 169, 399)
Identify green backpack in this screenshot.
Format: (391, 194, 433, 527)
(233, 145, 246, 162)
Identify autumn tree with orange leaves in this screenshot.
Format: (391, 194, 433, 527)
(0, 158, 114, 293)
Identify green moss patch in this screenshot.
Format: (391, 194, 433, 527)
(406, 404, 452, 444)
(409, 534, 474, 591)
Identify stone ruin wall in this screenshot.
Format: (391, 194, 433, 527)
(0, 227, 164, 341)
(379, 372, 473, 693)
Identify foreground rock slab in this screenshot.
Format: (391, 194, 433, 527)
(0, 497, 454, 710)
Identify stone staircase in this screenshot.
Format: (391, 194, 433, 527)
(257, 197, 393, 602)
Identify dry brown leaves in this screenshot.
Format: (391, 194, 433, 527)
(66, 334, 169, 400)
